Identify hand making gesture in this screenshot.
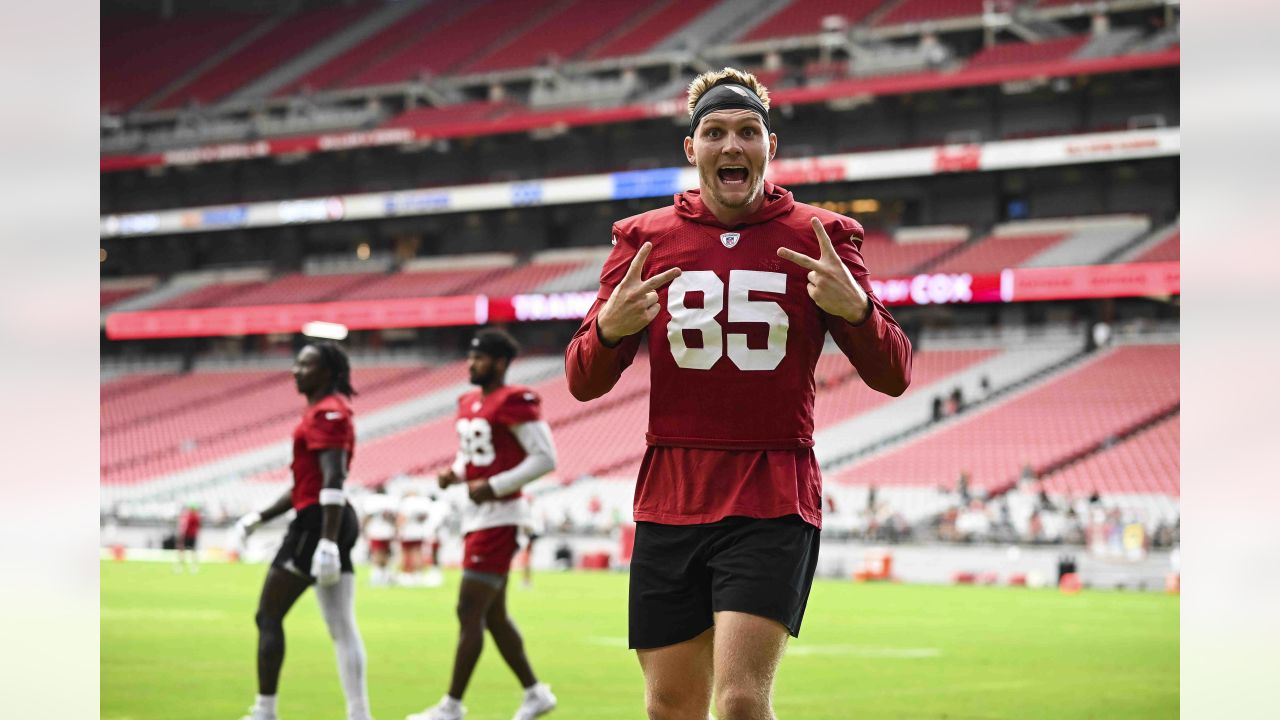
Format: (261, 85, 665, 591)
(777, 217, 871, 324)
(597, 241, 683, 346)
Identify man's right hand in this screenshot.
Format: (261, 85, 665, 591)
(233, 511, 262, 545)
(597, 242, 682, 346)
(438, 468, 461, 489)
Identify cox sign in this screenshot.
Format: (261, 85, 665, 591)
(871, 273, 975, 306)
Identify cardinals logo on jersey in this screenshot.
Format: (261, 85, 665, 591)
(720, 232, 740, 249)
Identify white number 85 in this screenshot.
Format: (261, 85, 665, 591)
(666, 270, 789, 371)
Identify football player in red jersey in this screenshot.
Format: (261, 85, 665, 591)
(408, 330, 558, 720)
(232, 342, 373, 720)
(174, 501, 201, 573)
(565, 67, 913, 720)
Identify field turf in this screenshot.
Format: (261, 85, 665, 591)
(102, 560, 1177, 719)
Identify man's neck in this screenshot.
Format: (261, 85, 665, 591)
(702, 191, 763, 227)
(480, 380, 505, 396)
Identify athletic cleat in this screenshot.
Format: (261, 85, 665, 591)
(406, 696, 465, 720)
(511, 683, 556, 720)
(239, 708, 276, 720)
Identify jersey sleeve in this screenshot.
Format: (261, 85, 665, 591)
(825, 218, 913, 397)
(303, 402, 354, 450)
(495, 389, 542, 425)
(596, 223, 640, 300)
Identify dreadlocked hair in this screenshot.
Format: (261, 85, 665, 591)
(309, 340, 357, 398)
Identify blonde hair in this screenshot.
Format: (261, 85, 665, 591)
(686, 67, 772, 117)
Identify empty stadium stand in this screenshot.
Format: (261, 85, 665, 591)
(861, 226, 967, 276)
(101, 12, 266, 111)
(340, 0, 547, 87)
(152, 3, 374, 109)
(739, 0, 883, 42)
(463, 0, 639, 73)
(874, 0, 992, 27)
(1042, 413, 1178, 497)
(275, 1, 461, 95)
(966, 35, 1090, 69)
(585, 0, 720, 60)
(832, 343, 1179, 492)
(927, 216, 1149, 273)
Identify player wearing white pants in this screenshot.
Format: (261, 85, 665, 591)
(399, 492, 446, 587)
(362, 491, 399, 587)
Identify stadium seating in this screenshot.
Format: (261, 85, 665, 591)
(381, 101, 516, 131)
(101, 362, 467, 486)
(204, 272, 385, 307)
(813, 348, 999, 432)
(1132, 230, 1180, 263)
(874, 0, 991, 27)
(101, 13, 264, 110)
(833, 344, 1179, 492)
(274, 1, 463, 96)
(340, 260, 516, 300)
(467, 260, 592, 297)
(966, 36, 1090, 69)
(153, 3, 375, 109)
(929, 232, 1068, 274)
(463, 0, 640, 73)
(101, 287, 148, 309)
(342, 0, 548, 87)
(740, 0, 882, 42)
(1041, 414, 1179, 496)
(586, 0, 720, 59)
(914, 216, 1148, 274)
(860, 228, 965, 276)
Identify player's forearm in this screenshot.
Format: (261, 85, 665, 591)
(258, 490, 294, 523)
(320, 504, 342, 542)
(486, 454, 555, 497)
(827, 297, 912, 397)
(566, 300, 636, 401)
(317, 448, 349, 541)
(488, 421, 557, 497)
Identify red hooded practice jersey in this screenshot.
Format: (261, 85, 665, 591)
(566, 182, 912, 528)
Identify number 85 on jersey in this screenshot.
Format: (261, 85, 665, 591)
(666, 270, 789, 372)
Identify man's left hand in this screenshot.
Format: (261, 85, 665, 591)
(467, 479, 496, 503)
(311, 539, 341, 587)
(777, 217, 871, 323)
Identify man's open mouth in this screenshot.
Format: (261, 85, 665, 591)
(717, 166, 749, 184)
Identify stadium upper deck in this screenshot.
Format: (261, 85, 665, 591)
(101, 0, 1178, 169)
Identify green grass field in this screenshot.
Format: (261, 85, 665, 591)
(102, 560, 1177, 719)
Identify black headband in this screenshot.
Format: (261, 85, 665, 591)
(688, 83, 771, 137)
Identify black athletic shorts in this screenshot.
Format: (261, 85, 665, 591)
(628, 514, 821, 650)
(272, 503, 359, 583)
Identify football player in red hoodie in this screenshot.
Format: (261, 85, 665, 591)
(566, 67, 912, 719)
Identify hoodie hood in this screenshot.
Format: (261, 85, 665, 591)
(674, 181, 795, 229)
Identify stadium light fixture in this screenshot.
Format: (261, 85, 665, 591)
(302, 321, 349, 340)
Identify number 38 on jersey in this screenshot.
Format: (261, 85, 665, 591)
(455, 418, 495, 467)
(666, 270, 790, 372)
